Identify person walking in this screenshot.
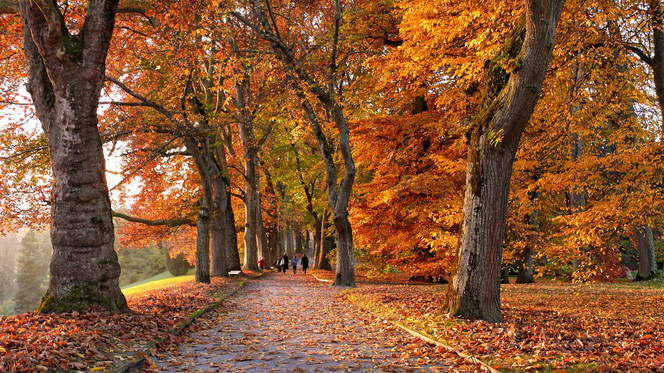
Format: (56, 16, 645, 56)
(281, 253, 289, 274)
(258, 257, 266, 273)
(292, 256, 299, 274)
(301, 254, 309, 274)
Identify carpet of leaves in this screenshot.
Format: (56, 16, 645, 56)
(0, 276, 241, 373)
(346, 278, 664, 372)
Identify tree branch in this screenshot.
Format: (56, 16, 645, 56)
(105, 75, 180, 124)
(112, 211, 196, 227)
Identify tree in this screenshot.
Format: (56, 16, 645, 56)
(0, 234, 19, 304)
(232, 0, 363, 286)
(0, 0, 130, 313)
(13, 230, 51, 314)
(445, 0, 566, 322)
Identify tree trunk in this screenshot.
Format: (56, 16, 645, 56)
(255, 167, 270, 262)
(516, 249, 535, 284)
(650, 0, 664, 117)
(236, 80, 259, 272)
(195, 209, 211, 283)
(295, 225, 303, 254)
(304, 230, 311, 252)
(313, 215, 323, 268)
(445, 0, 565, 322)
(500, 266, 511, 284)
(316, 211, 333, 271)
(633, 225, 658, 280)
(517, 191, 540, 284)
(184, 137, 213, 284)
(285, 223, 294, 258)
(211, 176, 234, 276)
(20, 0, 129, 314)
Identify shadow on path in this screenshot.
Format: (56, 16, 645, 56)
(142, 273, 453, 372)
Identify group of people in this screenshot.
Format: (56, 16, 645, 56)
(255, 253, 310, 274)
(273, 253, 309, 274)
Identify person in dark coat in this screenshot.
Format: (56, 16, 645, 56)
(281, 253, 289, 273)
(301, 254, 309, 274)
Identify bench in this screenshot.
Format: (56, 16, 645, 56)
(228, 270, 242, 276)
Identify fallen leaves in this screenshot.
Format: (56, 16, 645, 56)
(346, 280, 664, 372)
(0, 276, 241, 373)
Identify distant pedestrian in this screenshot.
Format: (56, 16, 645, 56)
(292, 256, 299, 274)
(301, 254, 309, 274)
(281, 253, 289, 273)
(258, 257, 266, 273)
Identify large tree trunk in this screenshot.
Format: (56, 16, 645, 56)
(184, 138, 213, 284)
(445, 0, 565, 322)
(20, 0, 129, 314)
(211, 176, 234, 276)
(195, 209, 211, 283)
(633, 225, 658, 280)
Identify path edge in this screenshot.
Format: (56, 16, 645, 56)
(311, 274, 502, 373)
(113, 277, 248, 373)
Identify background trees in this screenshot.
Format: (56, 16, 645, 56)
(0, 0, 662, 321)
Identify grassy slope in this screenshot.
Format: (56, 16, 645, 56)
(121, 270, 195, 297)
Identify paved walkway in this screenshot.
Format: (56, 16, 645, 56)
(144, 273, 453, 372)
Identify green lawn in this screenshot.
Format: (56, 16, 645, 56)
(121, 269, 195, 297)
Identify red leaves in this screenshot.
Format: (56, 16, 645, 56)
(0, 277, 237, 373)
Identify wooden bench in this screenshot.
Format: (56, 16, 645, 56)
(228, 270, 242, 276)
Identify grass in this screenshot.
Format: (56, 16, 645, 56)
(121, 270, 195, 297)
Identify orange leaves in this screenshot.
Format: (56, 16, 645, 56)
(350, 113, 465, 278)
(349, 281, 664, 372)
(0, 277, 236, 373)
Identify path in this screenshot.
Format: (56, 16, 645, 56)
(143, 273, 454, 372)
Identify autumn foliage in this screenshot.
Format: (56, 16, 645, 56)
(0, 277, 241, 373)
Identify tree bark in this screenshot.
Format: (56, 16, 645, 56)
(445, 0, 565, 322)
(295, 224, 303, 254)
(500, 266, 511, 284)
(255, 165, 270, 262)
(649, 0, 664, 118)
(285, 223, 294, 258)
(195, 209, 211, 283)
(517, 190, 540, 284)
(19, 0, 129, 314)
(184, 137, 212, 284)
(211, 177, 232, 276)
(313, 215, 323, 267)
(633, 225, 658, 280)
(236, 80, 260, 271)
(316, 210, 332, 271)
(516, 249, 535, 283)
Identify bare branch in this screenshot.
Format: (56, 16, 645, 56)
(112, 210, 196, 227)
(99, 100, 149, 107)
(105, 75, 180, 124)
